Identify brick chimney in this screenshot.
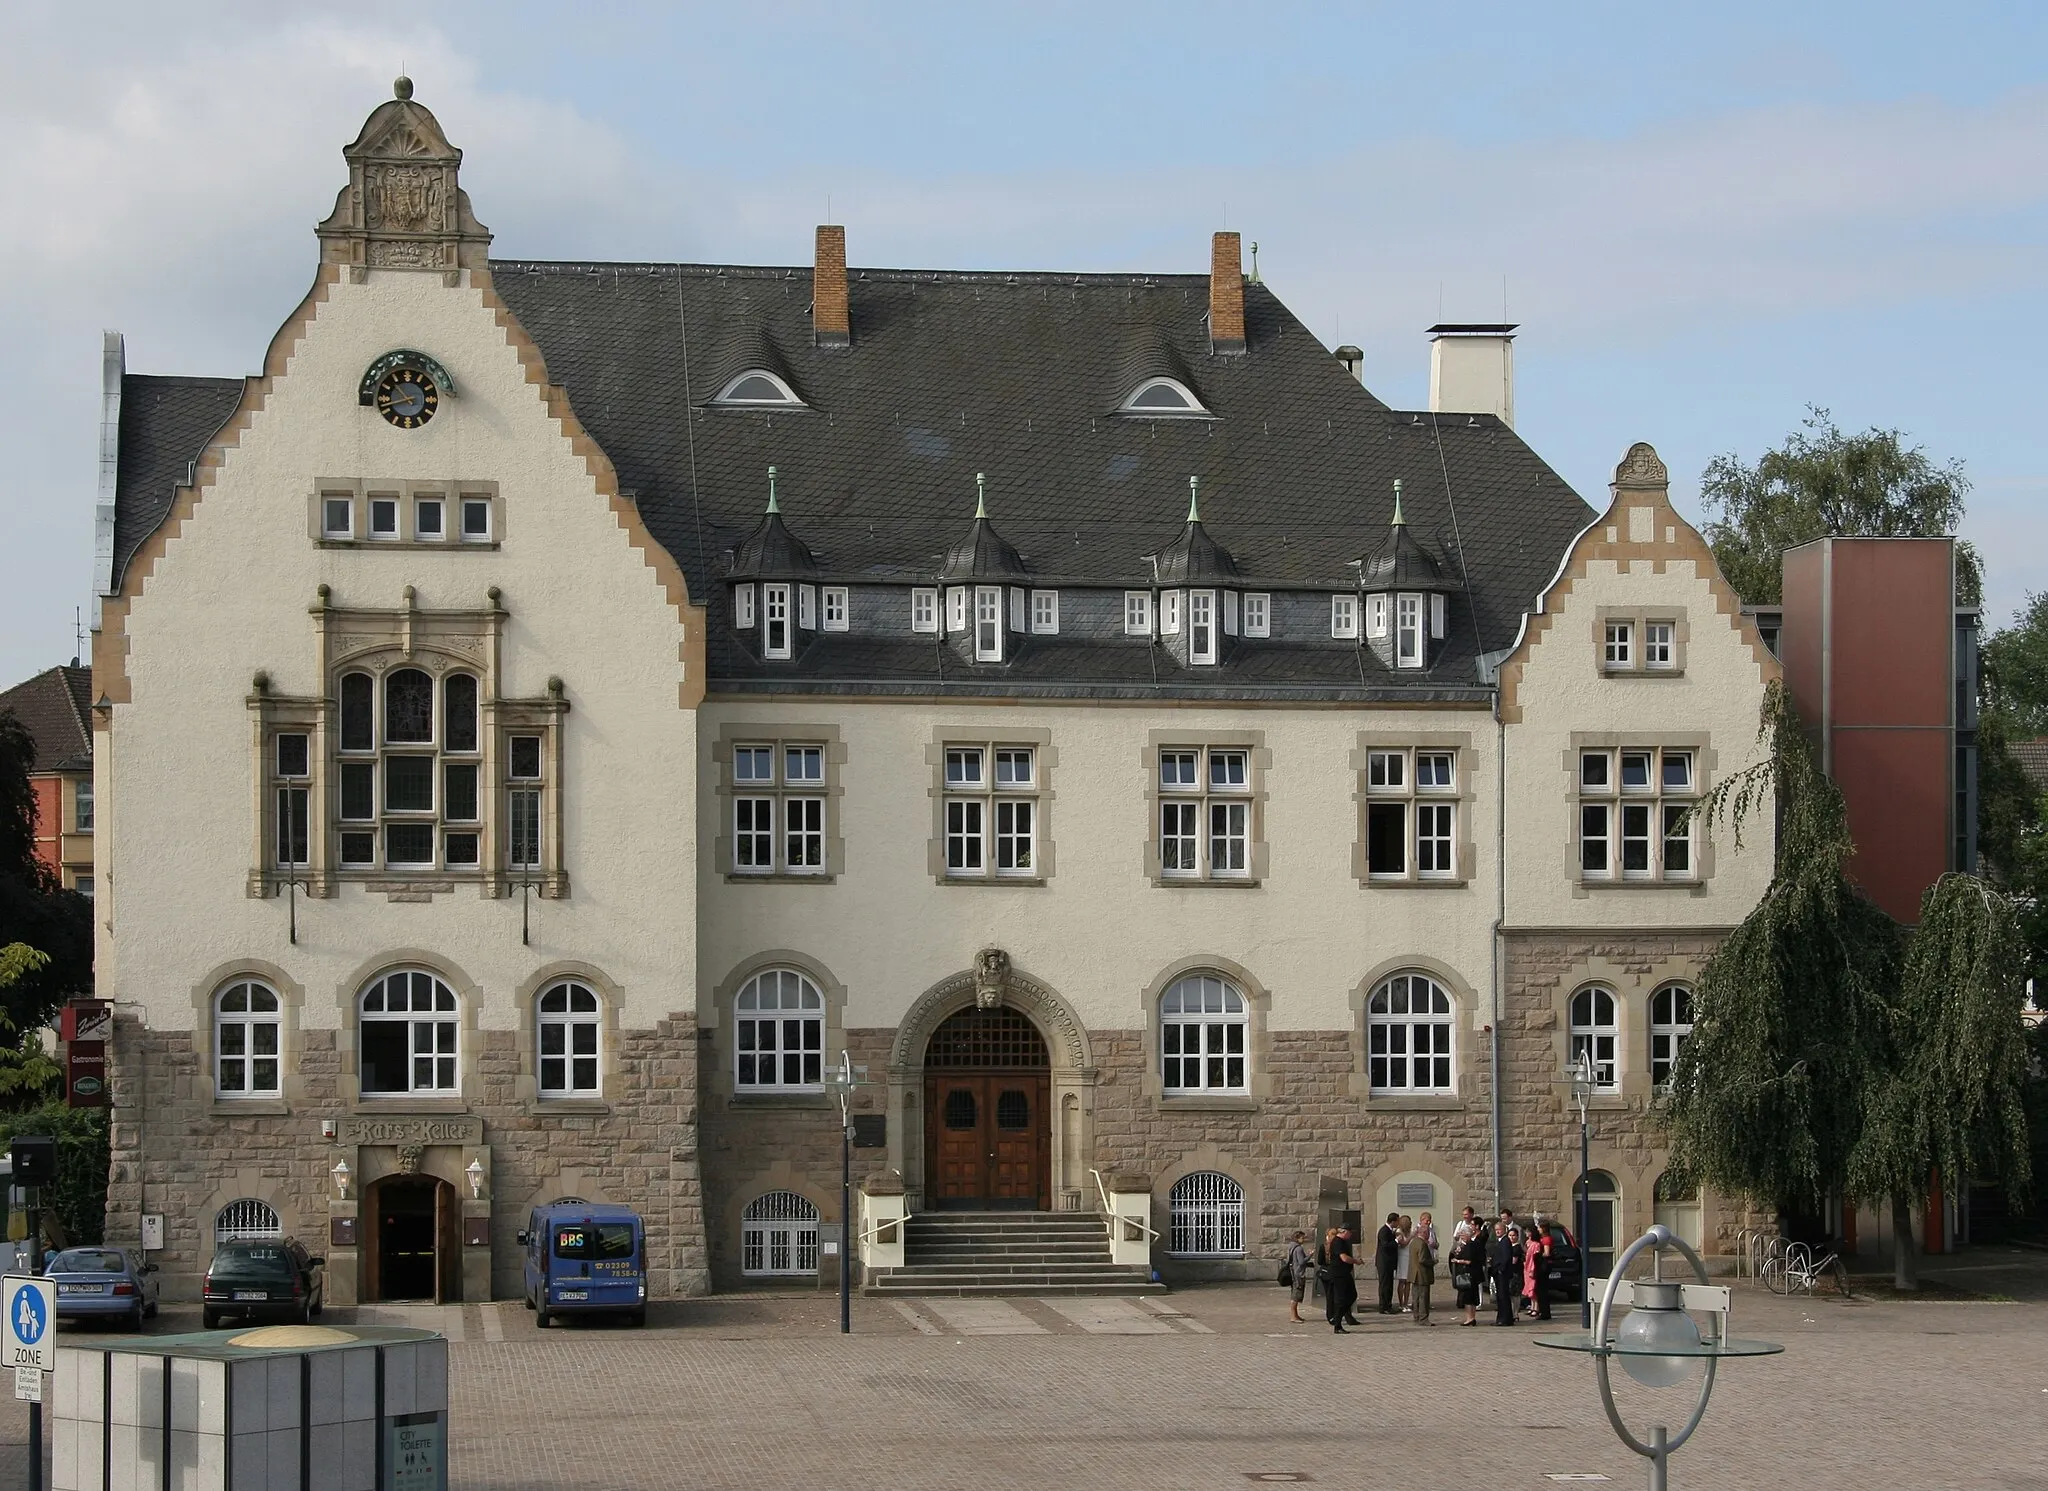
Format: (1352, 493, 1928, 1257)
(813, 225, 850, 348)
(1209, 232, 1246, 355)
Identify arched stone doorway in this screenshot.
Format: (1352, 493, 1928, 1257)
(888, 953, 1094, 1213)
(364, 1173, 462, 1303)
(923, 1007, 1050, 1210)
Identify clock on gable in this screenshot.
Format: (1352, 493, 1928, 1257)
(358, 349, 457, 430)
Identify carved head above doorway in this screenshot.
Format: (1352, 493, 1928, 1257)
(974, 947, 1011, 1010)
(396, 1143, 425, 1175)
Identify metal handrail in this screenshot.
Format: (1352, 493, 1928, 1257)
(1089, 1168, 1160, 1241)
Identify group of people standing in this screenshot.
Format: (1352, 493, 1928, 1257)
(1283, 1206, 1561, 1333)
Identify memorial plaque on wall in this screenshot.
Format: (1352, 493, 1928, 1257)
(331, 1216, 358, 1247)
(850, 1114, 887, 1149)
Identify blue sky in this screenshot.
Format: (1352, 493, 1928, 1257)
(4, 1, 2045, 685)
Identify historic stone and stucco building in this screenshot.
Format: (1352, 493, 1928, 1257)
(91, 83, 1776, 1302)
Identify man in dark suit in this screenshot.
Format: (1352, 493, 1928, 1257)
(1374, 1212, 1400, 1314)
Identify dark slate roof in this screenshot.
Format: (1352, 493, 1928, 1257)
(0, 665, 93, 773)
(940, 511, 1029, 581)
(111, 375, 245, 589)
(1157, 515, 1241, 584)
(111, 258, 1598, 699)
(1361, 515, 1449, 592)
(729, 508, 820, 579)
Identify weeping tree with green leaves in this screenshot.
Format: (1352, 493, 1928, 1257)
(1848, 875, 2033, 1289)
(1662, 681, 1900, 1231)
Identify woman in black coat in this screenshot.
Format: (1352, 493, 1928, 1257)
(1489, 1223, 1522, 1326)
(1450, 1224, 1486, 1326)
(1323, 1227, 1360, 1332)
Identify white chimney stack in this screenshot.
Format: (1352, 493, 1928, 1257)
(1427, 323, 1516, 427)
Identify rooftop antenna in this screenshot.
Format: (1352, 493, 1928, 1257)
(74, 607, 85, 662)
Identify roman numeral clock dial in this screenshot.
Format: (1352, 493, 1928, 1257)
(374, 366, 440, 429)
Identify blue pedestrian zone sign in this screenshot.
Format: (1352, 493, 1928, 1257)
(2, 1276, 55, 1371)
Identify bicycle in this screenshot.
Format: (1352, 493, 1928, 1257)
(1760, 1237, 1852, 1297)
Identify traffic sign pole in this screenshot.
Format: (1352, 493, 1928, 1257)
(3, 1276, 54, 1491)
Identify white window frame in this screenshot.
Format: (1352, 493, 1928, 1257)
(1577, 747, 1696, 882)
(1604, 620, 1634, 670)
(1159, 976, 1248, 1094)
(1008, 587, 1026, 634)
(822, 586, 849, 632)
(368, 496, 399, 540)
(731, 741, 827, 876)
(358, 969, 459, 1096)
(74, 779, 94, 834)
(1365, 747, 1458, 882)
(1396, 593, 1424, 668)
(911, 587, 938, 633)
(733, 969, 825, 1091)
(1645, 620, 1675, 670)
(947, 586, 969, 634)
(797, 585, 817, 631)
(1331, 594, 1359, 639)
(1119, 377, 1209, 417)
(459, 495, 492, 543)
(1429, 592, 1447, 640)
(214, 980, 282, 1098)
(1160, 591, 1182, 636)
(734, 584, 755, 629)
(537, 980, 601, 1097)
(1570, 985, 1621, 1093)
(943, 744, 1038, 879)
(1158, 746, 1253, 881)
(1366, 593, 1389, 639)
(1124, 591, 1154, 636)
(1189, 589, 1218, 665)
(1241, 592, 1269, 638)
(1223, 590, 1239, 637)
(1168, 1172, 1245, 1257)
(1031, 590, 1059, 635)
(1650, 983, 1694, 1091)
(714, 369, 804, 408)
(508, 733, 544, 872)
(762, 584, 792, 659)
(1366, 972, 1455, 1094)
(974, 586, 1005, 662)
(322, 496, 354, 540)
(413, 495, 445, 543)
(742, 1191, 820, 1275)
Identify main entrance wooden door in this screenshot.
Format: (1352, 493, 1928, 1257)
(923, 1007, 1051, 1210)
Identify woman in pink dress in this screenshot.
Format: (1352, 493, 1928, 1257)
(1521, 1227, 1542, 1318)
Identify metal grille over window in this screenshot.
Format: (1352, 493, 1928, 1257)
(359, 969, 458, 1095)
(214, 1199, 283, 1244)
(336, 665, 484, 872)
(734, 969, 825, 1090)
(1160, 975, 1247, 1093)
(1570, 985, 1620, 1091)
(924, 1007, 1049, 1068)
(1168, 1172, 1245, 1257)
(731, 741, 827, 875)
(1367, 973, 1454, 1093)
(214, 981, 282, 1097)
(1159, 747, 1252, 881)
(741, 1191, 820, 1276)
(538, 980, 601, 1096)
(943, 744, 1037, 878)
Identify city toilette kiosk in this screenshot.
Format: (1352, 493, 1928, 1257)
(51, 1325, 448, 1491)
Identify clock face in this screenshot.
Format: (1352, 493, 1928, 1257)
(375, 366, 439, 429)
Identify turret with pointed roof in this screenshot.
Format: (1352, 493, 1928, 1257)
(941, 473, 1029, 581)
(1155, 476, 1240, 584)
(728, 466, 819, 578)
(1360, 479, 1449, 591)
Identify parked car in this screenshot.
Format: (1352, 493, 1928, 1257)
(1538, 1222, 1588, 1301)
(519, 1202, 647, 1328)
(201, 1239, 325, 1329)
(48, 1248, 158, 1331)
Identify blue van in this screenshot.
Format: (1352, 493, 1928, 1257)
(518, 1201, 647, 1327)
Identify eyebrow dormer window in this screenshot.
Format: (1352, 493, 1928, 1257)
(714, 371, 805, 408)
(1119, 378, 1208, 417)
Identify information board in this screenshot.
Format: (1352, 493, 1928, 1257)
(385, 1411, 446, 1491)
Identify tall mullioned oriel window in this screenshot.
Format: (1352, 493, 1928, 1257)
(336, 666, 481, 872)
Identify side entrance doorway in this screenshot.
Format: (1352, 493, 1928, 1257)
(923, 1006, 1051, 1210)
(365, 1174, 462, 1302)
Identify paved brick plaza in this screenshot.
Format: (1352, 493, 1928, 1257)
(8, 1252, 2045, 1490)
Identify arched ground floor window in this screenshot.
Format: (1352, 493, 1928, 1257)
(216, 1198, 283, 1244)
(742, 1191, 819, 1276)
(1168, 1172, 1245, 1257)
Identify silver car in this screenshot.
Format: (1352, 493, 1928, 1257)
(49, 1248, 160, 1332)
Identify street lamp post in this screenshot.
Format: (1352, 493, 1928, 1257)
(1568, 1049, 1595, 1327)
(821, 1051, 870, 1336)
(1534, 1224, 1782, 1489)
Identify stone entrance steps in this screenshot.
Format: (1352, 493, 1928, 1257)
(866, 1211, 1163, 1296)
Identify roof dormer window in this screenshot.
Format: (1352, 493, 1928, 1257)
(1120, 378, 1208, 417)
(715, 371, 804, 408)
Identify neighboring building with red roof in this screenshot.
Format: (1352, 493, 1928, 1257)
(0, 663, 94, 895)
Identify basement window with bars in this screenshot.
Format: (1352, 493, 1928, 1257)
(1168, 1172, 1245, 1256)
(742, 1191, 820, 1275)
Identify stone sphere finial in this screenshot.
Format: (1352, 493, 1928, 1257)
(394, 75, 414, 101)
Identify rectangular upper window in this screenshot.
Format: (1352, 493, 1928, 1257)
(822, 587, 849, 631)
(414, 496, 445, 541)
(1160, 591, 1182, 635)
(1189, 590, 1217, 665)
(797, 585, 817, 631)
(911, 588, 938, 633)
(322, 496, 354, 539)
(1429, 593, 1447, 640)
(1155, 744, 1259, 883)
(1604, 621, 1634, 670)
(947, 586, 969, 634)
(1031, 590, 1059, 635)
(974, 586, 1004, 662)
(368, 497, 399, 539)
(1576, 746, 1698, 883)
(1331, 595, 1359, 639)
(1366, 594, 1389, 640)
(1242, 593, 1269, 638)
(460, 496, 492, 541)
(762, 584, 792, 659)
(1396, 594, 1424, 668)
(1125, 592, 1153, 636)
(728, 736, 831, 877)
(1362, 745, 1461, 883)
(939, 739, 1045, 881)
(734, 584, 756, 629)
(1645, 620, 1675, 669)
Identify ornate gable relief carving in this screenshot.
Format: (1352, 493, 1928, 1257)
(1612, 441, 1669, 491)
(890, 960, 1092, 1074)
(318, 77, 491, 272)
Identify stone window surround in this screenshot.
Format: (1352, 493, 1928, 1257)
(1566, 731, 1715, 895)
(1544, 955, 1707, 1109)
(188, 959, 309, 1117)
(330, 949, 487, 1111)
(1350, 730, 1478, 888)
(1594, 605, 1689, 678)
(311, 478, 502, 551)
(725, 1164, 840, 1271)
(925, 726, 1058, 886)
(508, 960, 627, 1114)
(1142, 728, 1271, 887)
(706, 950, 848, 1110)
(246, 588, 569, 900)
(711, 723, 848, 881)
(1151, 1146, 1264, 1262)
(1346, 955, 1484, 1107)
(1138, 955, 1273, 1113)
